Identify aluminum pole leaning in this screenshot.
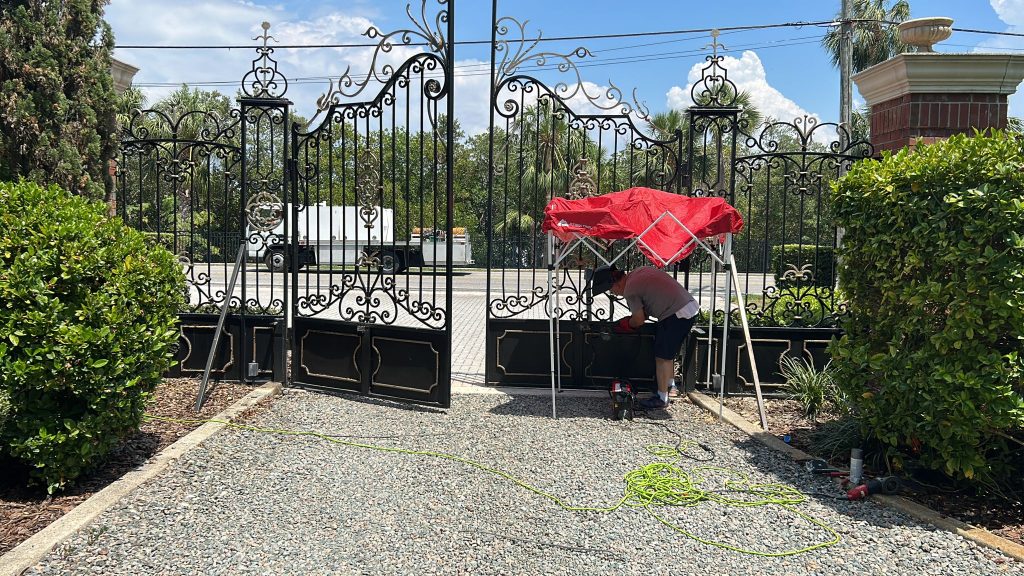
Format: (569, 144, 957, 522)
(196, 242, 246, 412)
(728, 252, 768, 430)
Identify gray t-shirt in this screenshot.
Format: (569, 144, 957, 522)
(623, 266, 695, 320)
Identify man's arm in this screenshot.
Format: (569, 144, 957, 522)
(627, 306, 647, 329)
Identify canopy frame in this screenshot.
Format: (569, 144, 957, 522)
(545, 210, 768, 429)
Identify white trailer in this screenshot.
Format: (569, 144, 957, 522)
(247, 204, 472, 272)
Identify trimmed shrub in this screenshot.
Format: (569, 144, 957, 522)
(0, 181, 184, 492)
(830, 132, 1024, 485)
(771, 244, 836, 288)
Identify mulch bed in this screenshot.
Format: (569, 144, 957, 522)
(0, 378, 257, 556)
(721, 396, 1024, 548)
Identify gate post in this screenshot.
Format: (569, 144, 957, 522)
(238, 22, 292, 383)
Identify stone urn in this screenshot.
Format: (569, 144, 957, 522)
(898, 17, 953, 52)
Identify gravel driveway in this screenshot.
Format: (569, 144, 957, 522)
(26, 390, 1021, 576)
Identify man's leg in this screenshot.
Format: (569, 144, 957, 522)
(655, 356, 674, 397)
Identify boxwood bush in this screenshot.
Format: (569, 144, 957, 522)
(830, 132, 1024, 485)
(0, 181, 184, 492)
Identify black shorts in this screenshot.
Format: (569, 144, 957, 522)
(654, 313, 695, 360)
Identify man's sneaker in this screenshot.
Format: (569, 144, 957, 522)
(640, 394, 669, 409)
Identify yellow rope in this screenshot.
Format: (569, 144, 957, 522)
(144, 415, 840, 557)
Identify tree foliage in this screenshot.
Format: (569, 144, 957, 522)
(0, 0, 118, 201)
(822, 0, 911, 73)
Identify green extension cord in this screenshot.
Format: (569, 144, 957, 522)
(144, 414, 840, 557)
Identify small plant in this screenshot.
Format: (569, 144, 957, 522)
(779, 356, 843, 422)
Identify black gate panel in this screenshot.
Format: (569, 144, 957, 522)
(486, 319, 655, 390)
(369, 324, 449, 404)
(294, 317, 451, 406)
(170, 314, 283, 381)
(687, 327, 840, 396)
(293, 317, 363, 393)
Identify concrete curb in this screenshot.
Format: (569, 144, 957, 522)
(0, 381, 283, 576)
(686, 390, 1024, 563)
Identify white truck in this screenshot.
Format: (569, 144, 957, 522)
(247, 204, 472, 273)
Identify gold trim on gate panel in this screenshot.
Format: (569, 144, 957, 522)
(252, 325, 276, 375)
(583, 332, 656, 383)
(300, 329, 361, 383)
(495, 329, 573, 377)
(179, 324, 235, 374)
(370, 336, 440, 394)
(802, 339, 833, 364)
(736, 338, 791, 387)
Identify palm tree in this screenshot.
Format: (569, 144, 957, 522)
(821, 0, 911, 73)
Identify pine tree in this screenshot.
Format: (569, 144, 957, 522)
(0, 0, 117, 201)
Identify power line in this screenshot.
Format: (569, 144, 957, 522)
(129, 35, 826, 89)
(114, 19, 836, 50)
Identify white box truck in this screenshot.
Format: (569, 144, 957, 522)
(247, 204, 472, 273)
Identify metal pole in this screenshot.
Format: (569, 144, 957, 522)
(840, 0, 853, 151)
(196, 243, 246, 411)
(729, 253, 768, 431)
(547, 233, 557, 418)
(718, 235, 733, 420)
(705, 254, 717, 387)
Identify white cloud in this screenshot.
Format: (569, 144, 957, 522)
(982, 1, 1024, 117)
(991, 0, 1024, 26)
(107, 0, 496, 135)
(666, 50, 838, 144)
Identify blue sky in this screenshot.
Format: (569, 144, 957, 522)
(107, 0, 1023, 137)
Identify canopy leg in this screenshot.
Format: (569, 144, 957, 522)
(547, 233, 557, 419)
(718, 236, 732, 422)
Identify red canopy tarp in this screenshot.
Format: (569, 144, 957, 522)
(542, 187, 744, 266)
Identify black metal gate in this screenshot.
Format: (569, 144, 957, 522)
(484, 13, 686, 390)
(118, 1, 455, 407)
(290, 8, 455, 406)
(483, 12, 873, 395)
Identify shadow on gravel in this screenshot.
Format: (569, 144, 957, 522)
(287, 384, 447, 415)
(487, 393, 674, 422)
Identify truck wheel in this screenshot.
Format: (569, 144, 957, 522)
(378, 250, 398, 274)
(264, 248, 287, 272)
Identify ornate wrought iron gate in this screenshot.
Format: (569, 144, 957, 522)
(118, 1, 455, 407)
(484, 12, 872, 395)
(290, 7, 455, 406)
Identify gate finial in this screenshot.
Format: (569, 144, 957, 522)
(704, 29, 725, 59)
(241, 21, 289, 98)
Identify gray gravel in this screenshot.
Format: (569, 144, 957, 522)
(26, 390, 1023, 575)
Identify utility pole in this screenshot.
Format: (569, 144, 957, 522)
(840, 0, 853, 151)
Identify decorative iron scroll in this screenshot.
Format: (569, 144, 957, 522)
(494, 16, 648, 118)
(567, 158, 596, 199)
(726, 114, 873, 328)
(315, 0, 449, 113)
(241, 22, 288, 98)
(690, 30, 739, 108)
(356, 150, 382, 230)
(296, 274, 447, 329)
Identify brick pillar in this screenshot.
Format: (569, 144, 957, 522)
(853, 54, 1024, 154)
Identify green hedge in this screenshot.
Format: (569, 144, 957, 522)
(771, 244, 836, 287)
(0, 181, 185, 492)
(830, 132, 1024, 485)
